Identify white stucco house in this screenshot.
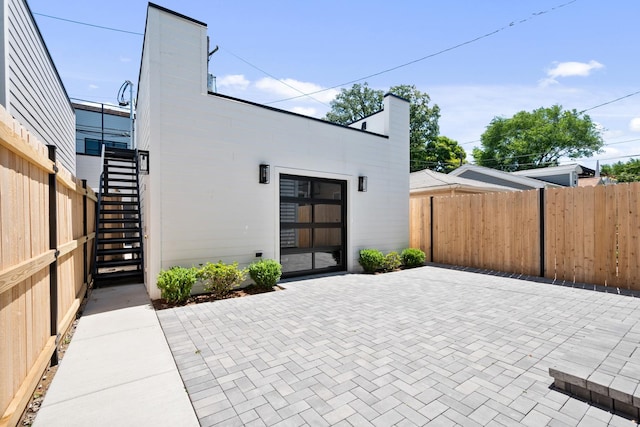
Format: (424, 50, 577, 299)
(136, 3, 410, 299)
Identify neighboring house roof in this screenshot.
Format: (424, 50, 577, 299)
(410, 169, 515, 194)
(72, 101, 131, 118)
(511, 163, 597, 187)
(511, 163, 583, 178)
(578, 176, 615, 187)
(449, 164, 559, 190)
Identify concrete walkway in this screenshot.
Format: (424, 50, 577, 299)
(34, 283, 198, 427)
(158, 267, 640, 427)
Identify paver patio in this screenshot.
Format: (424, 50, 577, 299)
(157, 266, 640, 426)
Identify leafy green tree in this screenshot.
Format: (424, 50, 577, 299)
(420, 135, 466, 173)
(472, 105, 604, 171)
(325, 83, 461, 172)
(600, 159, 640, 182)
(324, 83, 383, 125)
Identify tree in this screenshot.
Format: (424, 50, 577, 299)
(325, 83, 462, 172)
(472, 105, 604, 172)
(601, 159, 640, 182)
(324, 83, 383, 125)
(419, 135, 466, 173)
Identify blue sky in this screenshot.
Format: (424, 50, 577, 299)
(28, 0, 640, 170)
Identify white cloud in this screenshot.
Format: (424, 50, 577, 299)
(540, 60, 604, 87)
(290, 106, 318, 117)
(119, 56, 131, 63)
(88, 84, 99, 90)
(217, 74, 250, 90)
(255, 77, 339, 104)
(630, 117, 640, 132)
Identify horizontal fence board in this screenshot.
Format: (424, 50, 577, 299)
(0, 251, 55, 295)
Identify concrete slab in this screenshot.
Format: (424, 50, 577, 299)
(34, 283, 198, 427)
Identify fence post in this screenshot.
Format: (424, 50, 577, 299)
(82, 179, 88, 286)
(429, 196, 434, 263)
(47, 146, 59, 366)
(539, 188, 545, 278)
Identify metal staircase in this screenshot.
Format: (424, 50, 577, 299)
(94, 147, 144, 286)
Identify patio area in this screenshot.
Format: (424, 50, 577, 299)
(158, 266, 640, 426)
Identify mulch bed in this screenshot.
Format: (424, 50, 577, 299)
(151, 284, 285, 310)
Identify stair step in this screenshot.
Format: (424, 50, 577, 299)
(102, 193, 138, 198)
(97, 247, 142, 256)
(104, 185, 137, 190)
(104, 151, 136, 160)
(101, 200, 139, 206)
(105, 167, 136, 171)
(98, 231, 141, 240)
(100, 209, 139, 215)
(96, 237, 141, 245)
(99, 218, 140, 224)
(104, 178, 137, 183)
(96, 258, 142, 268)
(104, 165, 137, 172)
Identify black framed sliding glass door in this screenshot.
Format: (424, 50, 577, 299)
(280, 175, 346, 277)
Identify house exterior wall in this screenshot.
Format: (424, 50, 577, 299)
(350, 110, 386, 134)
(74, 106, 131, 153)
(73, 104, 133, 190)
(137, 5, 409, 299)
(0, 0, 75, 173)
(75, 154, 102, 190)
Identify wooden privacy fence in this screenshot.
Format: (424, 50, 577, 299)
(410, 183, 640, 291)
(0, 106, 96, 427)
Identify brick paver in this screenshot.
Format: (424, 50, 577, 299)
(157, 266, 640, 426)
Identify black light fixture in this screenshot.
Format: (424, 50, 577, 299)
(259, 164, 270, 184)
(358, 176, 367, 192)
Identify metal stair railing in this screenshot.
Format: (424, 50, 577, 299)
(135, 149, 145, 279)
(93, 171, 105, 281)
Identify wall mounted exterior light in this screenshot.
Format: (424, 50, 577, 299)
(358, 176, 367, 192)
(138, 150, 149, 174)
(259, 164, 270, 184)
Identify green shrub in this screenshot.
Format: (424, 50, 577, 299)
(382, 251, 402, 272)
(401, 248, 426, 268)
(198, 262, 246, 299)
(359, 249, 384, 273)
(156, 266, 197, 304)
(248, 259, 282, 290)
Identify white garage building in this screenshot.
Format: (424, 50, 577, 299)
(137, 3, 410, 298)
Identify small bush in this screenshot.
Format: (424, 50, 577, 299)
(156, 266, 197, 304)
(382, 251, 402, 272)
(198, 262, 246, 299)
(359, 249, 384, 273)
(248, 259, 282, 290)
(401, 248, 426, 268)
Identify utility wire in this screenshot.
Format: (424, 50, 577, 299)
(31, 11, 330, 107)
(219, 47, 330, 107)
(579, 90, 640, 113)
(32, 12, 143, 35)
(266, 0, 579, 104)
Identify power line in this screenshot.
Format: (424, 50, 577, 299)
(219, 47, 330, 107)
(266, 0, 579, 105)
(32, 12, 143, 36)
(579, 90, 640, 113)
